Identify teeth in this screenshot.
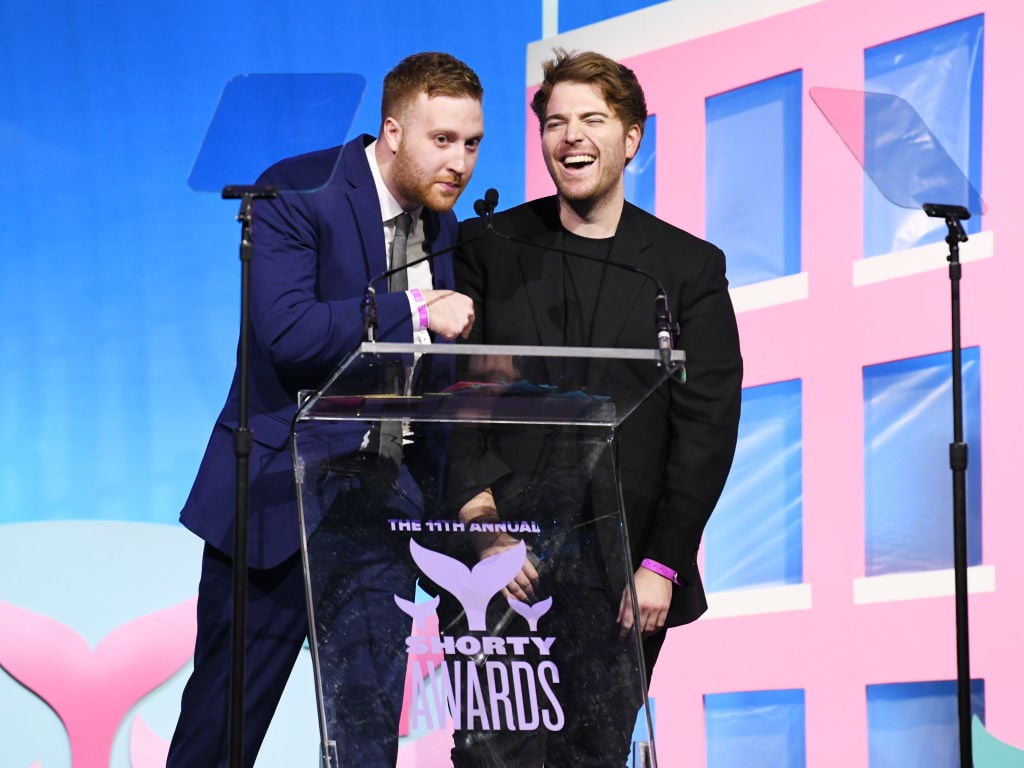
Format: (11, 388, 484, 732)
(564, 155, 595, 166)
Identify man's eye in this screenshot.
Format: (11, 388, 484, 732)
(435, 135, 449, 144)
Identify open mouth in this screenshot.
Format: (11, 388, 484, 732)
(562, 154, 596, 169)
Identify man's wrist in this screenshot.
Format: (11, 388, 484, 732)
(408, 288, 430, 330)
(640, 557, 680, 585)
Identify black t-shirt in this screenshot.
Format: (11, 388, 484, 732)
(560, 229, 614, 347)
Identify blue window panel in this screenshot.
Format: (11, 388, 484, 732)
(706, 71, 802, 288)
(863, 348, 982, 576)
(867, 680, 985, 768)
(705, 380, 803, 591)
(625, 113, 656, 215)
(629, 697, 656, 767)
(863, 15, 984, 257)
(559, 0, 663, 31)
(706, 689, 807, 768)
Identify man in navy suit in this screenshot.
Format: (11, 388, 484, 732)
(446, 49, 742, 765)
(168, 52, 484, 768)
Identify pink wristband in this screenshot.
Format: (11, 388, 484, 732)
(640, 557, 679, 585)
(409, 288, 430, 330)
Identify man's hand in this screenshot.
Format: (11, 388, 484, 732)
(422, 289, 475, 340)
(479, 538, 539, 602)
(459, 488, 539, 602)
(617, 566, 673, 637)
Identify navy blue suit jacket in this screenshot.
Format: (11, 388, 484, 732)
(180, 135, 459, 569)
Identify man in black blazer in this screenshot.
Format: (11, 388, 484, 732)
(446, 49, 742, 765)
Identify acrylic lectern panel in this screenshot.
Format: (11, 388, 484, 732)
(292, 343, 683, 768)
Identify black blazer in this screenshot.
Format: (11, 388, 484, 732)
(449, 197, 742, 626)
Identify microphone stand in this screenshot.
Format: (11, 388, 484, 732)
(221, 183, 278, 768)
(923, 201, 973, 767)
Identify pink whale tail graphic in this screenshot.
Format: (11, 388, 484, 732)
(408, 539, 526, 631)
(507, 595, 553, 631)
(0, 597, 197, 768)
(394, 593, 441, 630)
(129, 715, 171, 768)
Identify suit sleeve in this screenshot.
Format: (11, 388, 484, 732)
(248, 171, 425, 387)
(643, 244, 742, 577)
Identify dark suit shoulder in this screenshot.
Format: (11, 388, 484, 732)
(621, 202, 721, 255)
(459, 196, 559, 241)
(255, 135, 373, 192)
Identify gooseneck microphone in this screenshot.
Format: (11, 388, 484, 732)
(362, 187, 680, 372)
(476, 188, 680, 371)
(362, 224, 489, 342)
(472, 187, 499, 221)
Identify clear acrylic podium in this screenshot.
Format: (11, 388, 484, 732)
(292, 342, 684, 768)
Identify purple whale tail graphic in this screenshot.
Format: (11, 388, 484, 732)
(409, 539, 526, 631)
(394, 593, 440, 630)
(507, 595, 553, 631)
(0, 597, 197, 768)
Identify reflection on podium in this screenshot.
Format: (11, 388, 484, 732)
(292, 342, 683, 767)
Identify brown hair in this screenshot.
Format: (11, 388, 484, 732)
(530, 48, 647, 137)
(381, 52, 483, 126)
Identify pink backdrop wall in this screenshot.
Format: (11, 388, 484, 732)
(528, 0, 1024, 764)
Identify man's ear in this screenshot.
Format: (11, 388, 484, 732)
(624, 123, 642, 162)
(382, 115, 403, 153)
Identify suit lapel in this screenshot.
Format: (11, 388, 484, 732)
(510, 199, 567, 346)
(591, 203, 657, 347)
(508, 200, 659, 348)
(422, 209, 455, 290)
(340, 137, 387, 280)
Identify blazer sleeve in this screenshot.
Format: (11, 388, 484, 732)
(642, 243, 743, 577)
(247, 153, 431, 388)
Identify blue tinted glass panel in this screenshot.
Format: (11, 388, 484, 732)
(705, 380, 803, 590)
(863, 15, 984, 256)
(863, 348, 982, 575)
(706, 689, 806, 767)
(867, 680, 985, 768)
(706, 71, 802, 287)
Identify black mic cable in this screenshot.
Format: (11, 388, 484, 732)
(474, 188, 681, 373)
(362, 221, 491, 342)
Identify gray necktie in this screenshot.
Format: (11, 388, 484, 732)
(369, 212, 414, 469)
(388, 212, 413, 292)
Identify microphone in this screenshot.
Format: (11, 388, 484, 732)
(473, 187, 499, 223)
(479, 189, 681, 371)
(362, 198, 497, 342)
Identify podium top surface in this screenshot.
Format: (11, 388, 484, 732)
(296, 342, 685, 427)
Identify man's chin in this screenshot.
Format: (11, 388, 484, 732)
(423, 190, 461, 213)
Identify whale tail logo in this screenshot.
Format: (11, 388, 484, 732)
(507, 595, 553, 631)
(0, 597, 197, 767)
(408, 539, 526, 631)
(394, 593, 441, 630)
